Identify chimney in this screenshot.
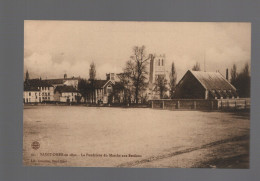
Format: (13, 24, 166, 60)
(106, 73, 110, 80)
(226, 68, 229, 80)
(64, 73, 67, 79)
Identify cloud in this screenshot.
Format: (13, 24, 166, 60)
(24, 52, 90, 79)
(24, 21, 251, 81)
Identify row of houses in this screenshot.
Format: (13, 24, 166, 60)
(24, 69, 239, 104)
(23, 74, 80, 103)
(23, 72, 118, 104)
(24, 54, 240, 104)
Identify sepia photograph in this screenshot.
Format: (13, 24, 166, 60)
(23, 20, 251, 168)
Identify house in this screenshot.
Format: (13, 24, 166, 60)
(44, 74, 80, 89)
(54, 85, 79, 103)
(23, 86, 40, 103)
(174, 70, 238, 99)
(24, 79, 54, 102)
(86, 79, 115, 104)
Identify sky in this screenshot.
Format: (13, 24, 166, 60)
(24, 21, 251, 81)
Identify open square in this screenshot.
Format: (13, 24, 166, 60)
(23, 105, 249, 168)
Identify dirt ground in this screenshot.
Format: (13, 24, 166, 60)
(23, 105, 250, 168)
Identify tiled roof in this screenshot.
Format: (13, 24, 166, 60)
(94, 80, 109, 88)
(44, 79, 64, 85)
(25, 79, 53, 87)
(44, 77, 80, 85)
(24, 86, 40, 91)
(86, 80, 110, 89)
(190, 70, 236, 91)
(55, 85, 78, 93)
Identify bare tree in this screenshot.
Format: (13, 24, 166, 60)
(169, 62, 177, 98)
(154, 75, 168, 99)
(89, 62, 96, 103)
(192, 62, 201, 71)
(124, 46, 150, 104)
(117, 72, 132, 104)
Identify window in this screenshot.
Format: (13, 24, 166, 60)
(161, 59, 164, 66)
(48, 92, 50, 96)
(29, 92, 31, 96)
(158, 59, 160, 66)
(107, 85, 112, 94)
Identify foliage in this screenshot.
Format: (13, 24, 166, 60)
(89, 62, 96, 80)
(230, 64, 237, 86)
(89, 62, 96, 103)
(78, 78, 89, 103)
(192, 62, 201, 71)
(169, 62, 177, 98)
(117, 73, 132, 104)
(231, 63, 250, 98)
(154, 75, 168, 99)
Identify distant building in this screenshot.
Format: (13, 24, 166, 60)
(148, 54, 169, 99)
(106, 73, 115, 83)
(24, 79, 54, 102)
(174, 70, 238, 99)
(86, 79, 115, 104)
(149, 54, 167, 85)
(54, 85, 79, 103)
(44, 74, 80, 89)
(23, 86, 40, 103)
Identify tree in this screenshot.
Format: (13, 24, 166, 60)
(78, 78, 89, 103)
(154, 75, 168, 99)
(124, 46, 150, 104)
(230, 64, 237, 86)
(89, 62, 96, 103)
(192, 62, 201, 71)
(236, 63, 250, 97)
(117, 72, 132, 104)
(25, 70, 30, 81)
(89, 62, 96, 80)
(230, 63, 250, 98)
(169, 62, 177, 98)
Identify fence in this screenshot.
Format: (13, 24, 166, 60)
(149, 98, 250, 111)
(217, 98, 250, 110)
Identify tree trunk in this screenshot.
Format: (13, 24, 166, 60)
(135, 88, 139, 104)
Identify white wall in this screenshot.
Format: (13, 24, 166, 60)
(23, 91, 40, 103)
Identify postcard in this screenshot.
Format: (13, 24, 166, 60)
(23, 21, 250, 168)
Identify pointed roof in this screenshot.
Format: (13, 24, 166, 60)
(86, 80, 114, 89)
(189, 70, 236, 91)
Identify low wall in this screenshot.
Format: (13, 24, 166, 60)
(217, 98, 250, 110)
(149, 98, 250, 110)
